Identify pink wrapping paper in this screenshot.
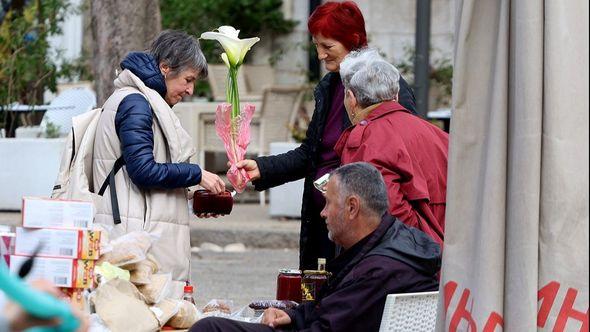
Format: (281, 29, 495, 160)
(215, 103, 256, 192)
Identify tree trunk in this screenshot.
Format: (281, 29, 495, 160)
(90, 0, 161, 104)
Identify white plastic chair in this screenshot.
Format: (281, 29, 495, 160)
(41, 87, 96, 136)
(379, 291, 439, 332)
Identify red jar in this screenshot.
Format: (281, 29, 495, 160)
(276, 269, 301, 303)
(193, 190, 233, 215)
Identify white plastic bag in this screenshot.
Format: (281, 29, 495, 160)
(138, 273, 172, 304)
(97, 231, 155, 267)
(167, 299, 202, 328)
(150, 298, 181, 327)
(128, 255, 159, 285)
(201, 299, 234, 317)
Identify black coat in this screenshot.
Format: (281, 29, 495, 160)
(253, 72, 416, 269)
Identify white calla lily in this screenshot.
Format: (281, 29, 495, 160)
(199, 26, 260, 193)
(201, 26, 260, 67)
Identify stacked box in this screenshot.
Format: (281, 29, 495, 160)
(15, 227, 101, 260)
(12, 197, 98, 289)
(59, 288, 88, 312)
(1, 231, 15, 266)
(9, 255, 95, 288)
(21, 197, 94, 230)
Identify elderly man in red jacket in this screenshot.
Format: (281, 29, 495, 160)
(335, 48, 449, 246)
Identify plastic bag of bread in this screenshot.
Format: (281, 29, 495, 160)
(138, 273, 172, 304)
(97, 231, 154, 267)
(91, 278, 158, 331)
(128, 255, 159, 285)
(167, 299, 202, 328)
(202, 299, 233, 317)
(150, 298, 181, 327)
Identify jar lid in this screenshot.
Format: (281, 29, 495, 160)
(302, 270, 329, 275)
(279, 269, 301, 275)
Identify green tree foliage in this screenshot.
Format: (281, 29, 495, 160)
(160, 0, 297, 65)
(396, 46, 453, 108)
(0, 0, 70, 106)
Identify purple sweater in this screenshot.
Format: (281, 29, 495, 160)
(311, 80, 346, 210)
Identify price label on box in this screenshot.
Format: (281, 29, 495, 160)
(10, 255, 94, 288)
(15, 228, 101, 260)
(22, 197, 94, 230)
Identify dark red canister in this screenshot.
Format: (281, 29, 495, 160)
(192, 190, 233, 215)
(276, 269, 301, 303)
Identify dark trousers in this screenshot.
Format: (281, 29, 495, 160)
(190, 317, 293, 332)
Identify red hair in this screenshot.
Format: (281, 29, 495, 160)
(308, 1, 368, 51)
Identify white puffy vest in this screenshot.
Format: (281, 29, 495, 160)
(92, 70, 196, 293)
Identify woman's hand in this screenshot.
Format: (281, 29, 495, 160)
(234, 159, 261, 181)
(199, 170, 225, 194)
(261, 308, 291, 328)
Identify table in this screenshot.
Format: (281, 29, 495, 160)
(427, 108, 451, 132)
(1, 103, 74, 138)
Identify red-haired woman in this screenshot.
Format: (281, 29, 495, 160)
(237, 1, 416, 270)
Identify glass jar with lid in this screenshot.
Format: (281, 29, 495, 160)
(276, 269, 302, 303)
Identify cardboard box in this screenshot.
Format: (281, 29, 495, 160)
(15, 227, 101, 260)
(59, 288, 88, 312)
(1, 232, 15, 266)
(10, 255, 95, 288)
(22, 197, 94, 230)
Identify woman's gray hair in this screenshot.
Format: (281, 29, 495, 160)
(339, 48, 400, 108)
(149, 30, 208, 78)
(331, 162, 389, 217)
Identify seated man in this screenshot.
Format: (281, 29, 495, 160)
(336, 48, 449, 246)
(190, 162, 440, 332)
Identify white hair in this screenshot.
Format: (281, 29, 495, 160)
(339, 48, 400, 108)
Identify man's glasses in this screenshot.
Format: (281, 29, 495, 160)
(313, 173, 331, 194)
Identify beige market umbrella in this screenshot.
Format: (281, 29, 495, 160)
(437, 0, 589, 331)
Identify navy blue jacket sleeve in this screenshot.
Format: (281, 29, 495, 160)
(398, 75, 417, 115)
(115, 93, 202, 189)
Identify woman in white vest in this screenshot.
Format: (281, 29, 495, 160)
(93, 30, 225, 294)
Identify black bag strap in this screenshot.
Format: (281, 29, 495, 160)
(98, 156, 126, 224)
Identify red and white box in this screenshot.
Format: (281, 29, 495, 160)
(22, 197, 94, 230)
(59, 288, 88, 312)
(1, 231, 15, 266)
(9, 255, 95, 288)
(14, 227, 101, 260)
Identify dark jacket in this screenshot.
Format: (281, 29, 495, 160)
(115, 52, 202, 189)
(253, 72, 416, 269)
(286, 214, 441, 332)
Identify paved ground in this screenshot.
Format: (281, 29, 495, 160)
(191, 249, 298, 310)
